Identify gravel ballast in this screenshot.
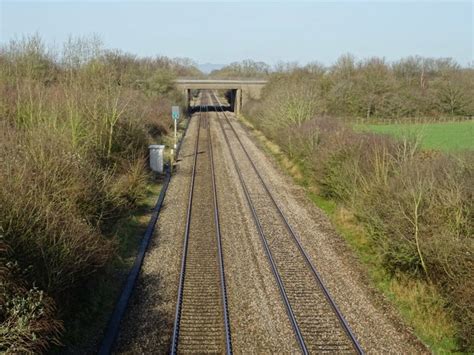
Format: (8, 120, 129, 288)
(210, 112, 300, 353)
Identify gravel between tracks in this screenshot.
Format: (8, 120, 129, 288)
(227, 111, 428, 354)
(215, 112, 355, 353)
(210, 113, 299, 353)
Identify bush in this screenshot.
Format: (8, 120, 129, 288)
(1, 125, 115, 293)
(1, 240, 63, 353)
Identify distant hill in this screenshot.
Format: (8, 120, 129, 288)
(198, 63, 225, 74)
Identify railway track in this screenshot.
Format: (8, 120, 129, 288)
(209, 91, 363, 354)
(170, 92, 232, 354)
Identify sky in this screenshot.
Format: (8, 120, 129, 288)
(1, 0, 473, 66)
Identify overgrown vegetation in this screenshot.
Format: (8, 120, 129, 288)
(0, 35, 199, 352)
(239, 54, 474, 119)
(243, 61, 473, 351)
(210, 59, 270, 79)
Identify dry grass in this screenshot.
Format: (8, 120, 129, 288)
(387, 277, 457, 350)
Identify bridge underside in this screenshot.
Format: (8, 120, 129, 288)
(184, 87, 242, 114)
(175, 80, 267, 115)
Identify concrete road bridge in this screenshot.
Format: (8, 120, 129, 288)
(175, 79, 267, 114)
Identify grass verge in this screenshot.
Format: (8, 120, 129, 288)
(238, 114, 459, 353)
(356, 120, 474, 151)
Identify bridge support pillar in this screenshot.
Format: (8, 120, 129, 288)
(228, 89, 242, 114)
(235, 89, 241, 115)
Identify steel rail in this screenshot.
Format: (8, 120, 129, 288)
(170, 103, 202, 354)
(207, 92, 309, 354)
(206, 100, 233, 355)
(210, 91, 364, 355)
(170, 93, 232, 354)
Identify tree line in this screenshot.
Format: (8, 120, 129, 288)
(214, 56, 474, 119)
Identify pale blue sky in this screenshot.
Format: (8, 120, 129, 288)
(1, 1, 473, 66)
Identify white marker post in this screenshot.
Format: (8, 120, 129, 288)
(172, 106, 180, 150)
(174, 120, 177, 149)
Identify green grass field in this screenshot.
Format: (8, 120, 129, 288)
(357, 121, 474, 151)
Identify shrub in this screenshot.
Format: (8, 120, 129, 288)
(1, 239, 63, 354)
(0, 125, 115, 294)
